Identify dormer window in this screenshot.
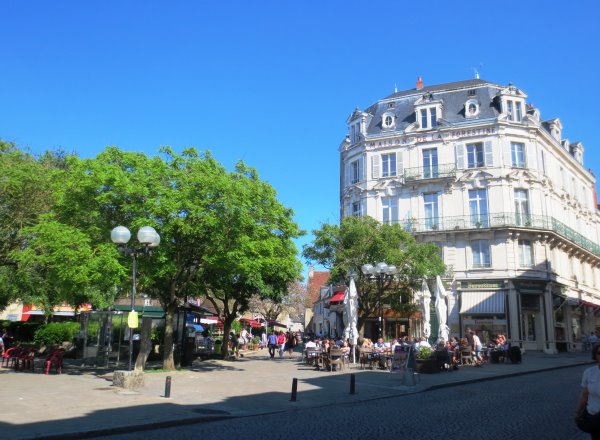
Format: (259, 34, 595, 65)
(498, 84, 527, 123)
(420, 107, 437, 129)
(465, 99, 480, 118)
(506, 100, 523, 121)
(382, 111, 396, 130)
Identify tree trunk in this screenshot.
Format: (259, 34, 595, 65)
(134, 317, 153, 371)
(221, 320, 231, 359)
(162, 301, 177, 370)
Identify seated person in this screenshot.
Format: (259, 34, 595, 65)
(373, 337, 387, 369)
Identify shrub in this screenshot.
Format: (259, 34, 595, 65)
(415, 346, 434, 360)
(34, 322, 80, 345)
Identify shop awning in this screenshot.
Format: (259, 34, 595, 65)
(240, 318, 263, 328)
(112, 305, 165, 318)
(460, 291, 505, 314)
(329, 291, 345, 302)
(186, 323, 205, 332)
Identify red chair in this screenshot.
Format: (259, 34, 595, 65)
(15, 348, 35, 371)
(2, 347, 22, 368)
(44, 350, 65, 375)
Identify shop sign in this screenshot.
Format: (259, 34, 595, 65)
(514, 280, 546, 292)
(463, 319, 507, 326)
(461, 281, 505, 290)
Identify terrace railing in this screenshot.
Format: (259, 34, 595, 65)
(400, 212, 600, 257)
(403, 164, 457, 181)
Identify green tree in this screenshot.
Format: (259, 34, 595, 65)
(0, 142, 68, 310)
(302, 216, 445, 334)
(57, 147, 302, 366)
(11, 220, 124, 321)
(195, 162, 303, 358)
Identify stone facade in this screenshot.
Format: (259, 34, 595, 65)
(340, 77, 600, 353)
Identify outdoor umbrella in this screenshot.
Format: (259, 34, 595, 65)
(343, 278, 359, 363)
(421, 279, 431, 339)
(435, 275, 449, 343)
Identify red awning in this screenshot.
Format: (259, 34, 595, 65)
(240, 318, 262, 328)
(329, 291, 345, 302)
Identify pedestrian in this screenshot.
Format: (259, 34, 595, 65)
(260, 330, 267, 349)
(591, 332, 598, 352)
(470, 330, 483, 366)
(286, 330, 296, 357)
(229, 332, 239, 359)
(277, 331, 286, 358)
(575, 344, 600, 437)
(267, 330, 278, 359)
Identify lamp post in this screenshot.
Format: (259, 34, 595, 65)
(361, 262, 397, 340)
(111, 225, 160, 371)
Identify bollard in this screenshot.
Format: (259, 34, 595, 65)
(290, 377, 298, 401)
(350, 373, 356, 394)
(164, 376, 172, 398)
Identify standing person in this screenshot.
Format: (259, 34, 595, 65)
(470, 329, 483, 366)
(240, 327, 249, 351)
(575, 344, 600, 438)
(267, 330, 278, 359)
(591, 332, 598, 351)
(285, 330, 296, 358)
(261, 329, 267, 349)
(229, 332, 239, 359)
(0, 332, 4, 356)
(277, 331, 287, 358)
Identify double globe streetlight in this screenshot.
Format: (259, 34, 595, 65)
(111, 226, 160, 371)
(361, 262, 397, 340)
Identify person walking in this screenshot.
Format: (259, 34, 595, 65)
(267, 330, 278, 359)
(575, 344, 600, 438)
(285, 330, 296, 358)
(277, 331, 287, 358)
(470, 329, 483, 366)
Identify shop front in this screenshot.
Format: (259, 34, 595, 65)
(459, 286, 507, 344)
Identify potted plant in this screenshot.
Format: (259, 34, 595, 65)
(414, 346, 439, 374)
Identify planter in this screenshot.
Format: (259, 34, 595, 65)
(415, 358, 440, 374)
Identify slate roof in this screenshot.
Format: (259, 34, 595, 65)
(363, 78, 506, 136)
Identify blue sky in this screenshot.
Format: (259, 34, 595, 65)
(2, 1, 599, 280)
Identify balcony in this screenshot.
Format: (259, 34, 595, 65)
(403, 164, 457, 182)
(400, 213, 600, 257)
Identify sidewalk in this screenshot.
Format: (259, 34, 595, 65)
(0, 349, 594, 440)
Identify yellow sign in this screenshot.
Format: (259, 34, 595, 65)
(128, 311, 139, 329)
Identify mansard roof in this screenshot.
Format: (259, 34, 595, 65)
(363, 78, 506, 135)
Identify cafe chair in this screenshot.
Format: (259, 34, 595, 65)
(460, 350, 474, 365)
(328, 348, 345, 372)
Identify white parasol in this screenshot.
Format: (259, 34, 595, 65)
(435, 275, 449, 343)
(421, 279, 431, 339)
(343, 277, 359, 363)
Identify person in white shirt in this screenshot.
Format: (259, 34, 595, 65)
(575, 344, 600, 436)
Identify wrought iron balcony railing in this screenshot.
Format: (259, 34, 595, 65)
(400, 212, 600, 257)
(403, 164, 457, 181)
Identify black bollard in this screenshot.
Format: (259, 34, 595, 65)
(290, 377, 298, 401)
(350, 373, 356, 394)
(164, 376, 172, 398)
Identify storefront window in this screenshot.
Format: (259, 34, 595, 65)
(521, 313, 536, 341)
(462, 317, 507, 344)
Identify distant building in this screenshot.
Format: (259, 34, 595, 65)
(340, 77, 600, 353)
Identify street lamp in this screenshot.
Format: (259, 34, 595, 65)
(361, 262, 397, 340)
(111, 225, 160, 371)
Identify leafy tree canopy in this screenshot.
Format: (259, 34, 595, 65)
(302, 216, 445, 330)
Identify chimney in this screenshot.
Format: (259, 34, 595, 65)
(416, 76, 424, 90)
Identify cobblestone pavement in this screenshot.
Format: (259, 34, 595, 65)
(0, 349, 594, 440)
(106, 367, 590, 440)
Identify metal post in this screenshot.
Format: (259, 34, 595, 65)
(165, 376, 171, 398)
(129, 252, 137, 371)
(378, 275, 383, 340)
(290, 378, 298, 401)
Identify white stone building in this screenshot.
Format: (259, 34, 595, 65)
(340, 77, 600, 353)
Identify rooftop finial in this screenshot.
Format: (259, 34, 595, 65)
(394, 83, 398, 93)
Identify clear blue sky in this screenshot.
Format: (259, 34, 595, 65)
(2, 1, 599, 280)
